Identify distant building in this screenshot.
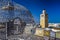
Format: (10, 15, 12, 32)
(48, 23, 60, 27)
(40, 9, 48, 28)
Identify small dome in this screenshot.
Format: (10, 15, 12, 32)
(42, 9, 46, 14)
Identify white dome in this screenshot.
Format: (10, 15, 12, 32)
(0, 0, 34, 24)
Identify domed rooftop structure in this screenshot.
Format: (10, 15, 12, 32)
(0, 0, 34, 24)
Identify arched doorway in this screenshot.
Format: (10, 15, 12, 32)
(13, 17, 22, 34)
(7, 17, 26, 36)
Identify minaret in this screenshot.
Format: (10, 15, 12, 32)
(40, 9, 48, 28)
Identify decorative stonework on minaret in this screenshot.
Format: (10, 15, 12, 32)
(40, 9, 48, 28)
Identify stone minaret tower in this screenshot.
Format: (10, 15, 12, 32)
(40, 9, 48, 28)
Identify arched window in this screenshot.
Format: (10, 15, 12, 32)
(13, 18, 23, 34)
(14, 18, 21, 25)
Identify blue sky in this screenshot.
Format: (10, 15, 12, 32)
(13, 0, 60, 23)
